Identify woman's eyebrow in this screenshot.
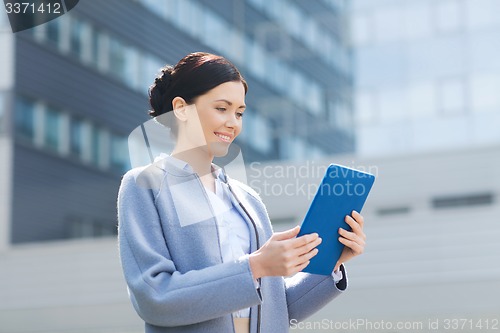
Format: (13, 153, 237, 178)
(214, 99, 246, 109)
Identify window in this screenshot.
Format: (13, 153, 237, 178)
(70, 116, 84, 158)
(203, 12, 224, 51)
(408, 82, 437, 119)
(140, 54, 164, 94)
(469, 31, 500, 73)
(404, 3, 432, 39)
(465, 0, 496, 30)
(374, 7, 403, 43)
(378, 89, 406, 121)
(110, 134, 130, 173)
(300, 18, 314, 45)
(246, 39, 266, 80)
(124, 47, 140, 90)
(284, 5, 302, 38)
(177, 0, 198, 35)
(279, 135, 307, 160)
(355, 91, 377, 124)
(15, 97, 36, 140)
(330, 98, 352, 130)
(69, 218, 116, 238)
(471, 74, 500, 112)
(434, 0, 462, 34)
(289, 137, 307, 161)
(268, 0, 284, 20)
(162, 0, 177, 20)
(107, 37, 139, 89)
(46, 16, 61, 46)
(227, 31, 245, 66)
(251, 112, 272, 154)
(89, 27, 101, 68)
(109, 38, 126, 80)
(289, 72, 302, 102)
(439, 78, 466, 115)
(70, 16, 85, 58)
(377, 206, 411, 216)
(94, 31, 109, 73)
(44, 106, 61, 152)
(91, 125, 102, 167)
(432, 193, 494, 209)
(246, 0, 265, 10)
(308, 82, 323, 115)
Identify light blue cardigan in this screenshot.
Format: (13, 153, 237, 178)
(117, 156, 347, 333)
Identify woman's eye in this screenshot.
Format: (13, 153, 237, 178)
(216, 107, 226, 112)
(236, 112, 244, 118)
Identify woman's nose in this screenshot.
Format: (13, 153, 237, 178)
(225, 114, 238, 128)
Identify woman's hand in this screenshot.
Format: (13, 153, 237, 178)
(334, 210, 366, 272)
(249, 226, 321, 279)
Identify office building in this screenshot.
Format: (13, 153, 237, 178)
(0, 0, 353, 246)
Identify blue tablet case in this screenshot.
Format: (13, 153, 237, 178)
(297, 164, 375, 276)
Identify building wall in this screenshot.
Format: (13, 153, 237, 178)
(1, 146, 499, 332)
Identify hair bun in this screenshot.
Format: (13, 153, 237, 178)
(148, 65, 174, 117)
(155, 66, 174, 93)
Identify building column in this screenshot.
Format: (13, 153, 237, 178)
(0, 16, 14, 251)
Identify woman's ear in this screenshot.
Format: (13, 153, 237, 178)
(172, 97, 188, 122)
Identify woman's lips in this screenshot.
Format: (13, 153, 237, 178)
(214, 132, 232, 142)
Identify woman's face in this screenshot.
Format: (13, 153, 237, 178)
(181, 81, 246, 158)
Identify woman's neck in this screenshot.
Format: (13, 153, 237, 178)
(171, 146, 213, 179)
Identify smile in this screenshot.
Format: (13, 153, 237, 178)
(214, 132, 232, 142)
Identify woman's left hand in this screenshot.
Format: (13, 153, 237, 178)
(334, 210, 366, 272)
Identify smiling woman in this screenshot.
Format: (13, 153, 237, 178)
(117, 52, 365, 333)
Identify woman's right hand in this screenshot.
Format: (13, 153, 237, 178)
(248, 226, 321, 279)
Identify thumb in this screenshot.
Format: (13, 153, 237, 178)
(273, 225, 301, 241)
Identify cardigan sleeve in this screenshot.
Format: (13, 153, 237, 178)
(285, 265, 347, 322)
(117, 169, 261, 327)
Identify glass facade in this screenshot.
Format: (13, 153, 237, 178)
(14, 95, 130, 174)
(352, 0, 500, 156)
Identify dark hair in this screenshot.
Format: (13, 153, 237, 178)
(148, 52, 248, 119)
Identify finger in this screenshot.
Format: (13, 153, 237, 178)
(339, 236, 365, 255)
(339, 228, 365, 246)
(287, 232, 319, 249)
(273, 225, 301, 241)
(340, 221, 366, 242)
(351, 210, 364, 228)
(345, 215, 365, 240)
(293, 235, 322, 255)
(295, 260, 310, 273)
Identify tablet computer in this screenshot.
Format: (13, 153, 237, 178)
(297, 164, 375, 275)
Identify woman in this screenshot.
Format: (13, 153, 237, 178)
(117, 52, 366, 333)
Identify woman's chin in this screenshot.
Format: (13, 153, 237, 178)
(208, 142, 230, 157)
